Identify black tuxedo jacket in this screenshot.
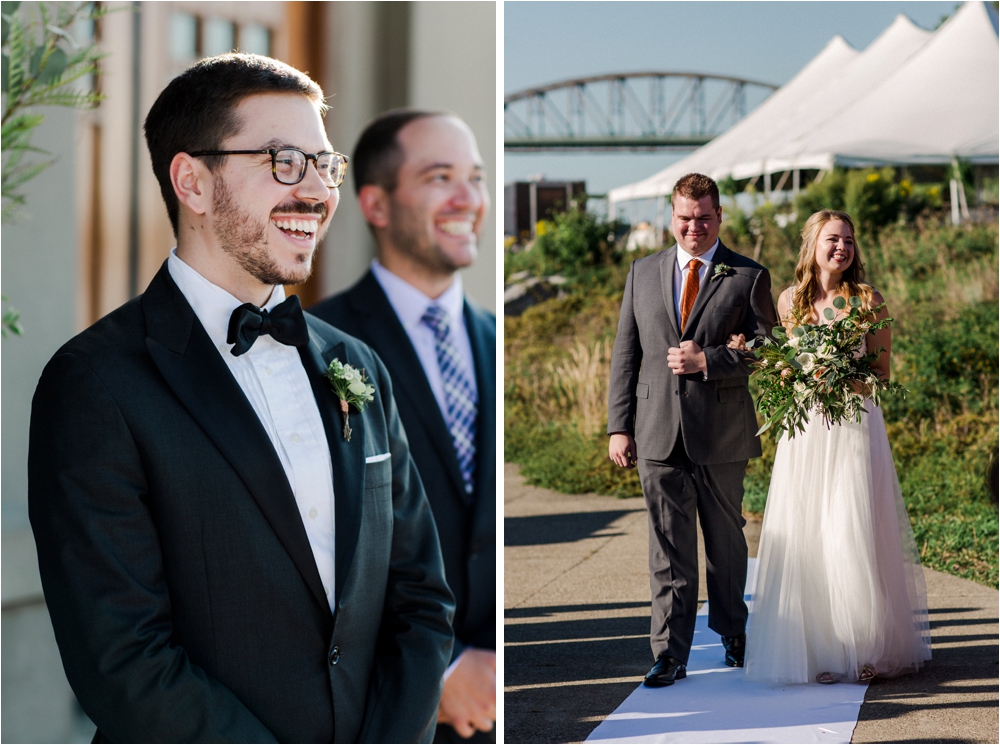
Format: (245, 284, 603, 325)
(311, 271, 496, 660)
(28, 264, 455, 743)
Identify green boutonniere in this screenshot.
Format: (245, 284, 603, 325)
(711, 263, 732, 282)
(325, 358, 375, 441)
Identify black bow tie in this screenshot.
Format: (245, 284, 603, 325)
(227, 294, 309, 357)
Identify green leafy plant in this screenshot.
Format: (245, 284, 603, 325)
(506, 200, 628, 285)
(749, 297, 904, 439)
(2, 0, 108, 337)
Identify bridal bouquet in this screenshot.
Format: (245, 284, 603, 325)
(748, 296, 905, 438)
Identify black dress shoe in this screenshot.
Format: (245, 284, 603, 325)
(643, 655, 687, 687)
(722, 633, 746, 667)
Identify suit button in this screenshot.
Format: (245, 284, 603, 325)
(329, 646, 340, 666)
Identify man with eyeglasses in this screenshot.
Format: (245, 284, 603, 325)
(28, 53, 454, 743)
(312, 111, 495, 743)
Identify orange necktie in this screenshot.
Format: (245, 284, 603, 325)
(679, 259, 701, 332)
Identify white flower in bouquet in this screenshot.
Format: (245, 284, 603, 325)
(795, 352, 817, 373)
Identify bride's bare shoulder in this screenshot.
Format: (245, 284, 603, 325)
(776, 286, 795, 321)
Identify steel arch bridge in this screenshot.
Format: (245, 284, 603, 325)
(505, 72, 778, 151)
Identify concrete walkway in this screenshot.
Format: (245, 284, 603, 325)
(504, 463, 999, 744)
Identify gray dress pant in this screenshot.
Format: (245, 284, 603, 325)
(638, 431, 749, 663)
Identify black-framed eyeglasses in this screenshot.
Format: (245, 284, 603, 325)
(189, 148, 349, 188)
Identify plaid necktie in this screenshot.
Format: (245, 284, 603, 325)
(421, 305, 478, 496)
(679, 259, 701, 332)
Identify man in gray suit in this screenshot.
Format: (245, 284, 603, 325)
(607, 173, 777, 687)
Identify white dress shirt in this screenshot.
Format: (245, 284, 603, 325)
(370, 259, 478, 417)
(168, 249, 337, 612)
(673, 239, 719, 324)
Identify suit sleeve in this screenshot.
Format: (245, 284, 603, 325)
(703, 267, 778, 381)
(359, 354, 456, 744)
(28, 353, 278, 744)
(607, 261, 643, 435)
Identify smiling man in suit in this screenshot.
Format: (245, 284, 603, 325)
(607, 173, 777, 688)
(28, 54, 454, 743)
(311, 110, 495, 743)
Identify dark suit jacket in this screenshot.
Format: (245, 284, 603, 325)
(607, 242, 777, 463)
(311, 271, 496, 660)
(28, 263, 455, 743)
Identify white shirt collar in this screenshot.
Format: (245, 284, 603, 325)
(167, 247, 285, 350)
(676, 239, 720, 268)
(370, 258, 465, 329)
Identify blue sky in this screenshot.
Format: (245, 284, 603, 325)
(504, 1, 959, 202)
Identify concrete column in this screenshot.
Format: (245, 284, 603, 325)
(408, 1, 496, 310)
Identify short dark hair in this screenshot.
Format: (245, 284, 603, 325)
(671, 173, 720, 210)
(351, 109, 447, 196)
(144, 53, 325, 235)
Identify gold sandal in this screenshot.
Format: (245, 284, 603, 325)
(858, 665, 876, 682)
(816, 671, 837, 684)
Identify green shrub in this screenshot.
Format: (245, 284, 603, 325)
(505, 204, 628, 283)
(794, 167, 943, 236)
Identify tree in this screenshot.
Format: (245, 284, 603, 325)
(1, 1, 107, 337)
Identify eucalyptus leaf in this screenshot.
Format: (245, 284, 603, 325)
(2, 15, 8, 47)
(793, 326, 805, 337)
(850, 296, 862, 308)
(773, 325, 787, 337)
(832, 296, 846, 310)
(1, 52, 8, 94)
(1, 2, 21, 17)
(823, 307, 835, 320)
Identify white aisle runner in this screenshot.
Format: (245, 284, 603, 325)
(586, 559, 868, 744)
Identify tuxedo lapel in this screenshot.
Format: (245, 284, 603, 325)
(682, 243, 731, 340)
(141, 266, 329, 613)
(464, 301, 495, 517)
(658, 247, 681, 345)
(297, 323, 364, 612)
(349, 274, 468, 500)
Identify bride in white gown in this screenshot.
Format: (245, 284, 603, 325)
(740, 210, 931, 685)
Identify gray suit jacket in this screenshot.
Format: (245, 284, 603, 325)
(607, 242, 777, 464)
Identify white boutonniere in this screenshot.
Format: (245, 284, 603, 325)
(325, 358, 375, 441)
(711, 263, 732, 282)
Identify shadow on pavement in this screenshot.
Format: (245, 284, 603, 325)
(505, 601, 650, 744)
(505, 510, 639, 547)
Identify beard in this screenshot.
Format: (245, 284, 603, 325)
(386, 195, 477, 275)
(211, 175, 328, 287)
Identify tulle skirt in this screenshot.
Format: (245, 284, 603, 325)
(745, 400, 932, 684)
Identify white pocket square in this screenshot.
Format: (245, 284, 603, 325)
(365, 453, 391, 464)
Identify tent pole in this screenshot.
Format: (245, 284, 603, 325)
(792, 169, 800, 197)
(949, 179, 960, 225)
(958, 180, 970, 221)
(764, 170, 771, 202)
(655, 194, 665, 241)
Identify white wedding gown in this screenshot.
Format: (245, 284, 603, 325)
(745, 344, 932, 684)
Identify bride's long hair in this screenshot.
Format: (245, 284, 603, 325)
(789, 210, 874, 324)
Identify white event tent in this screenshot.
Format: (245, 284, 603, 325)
(608, 1, 999, 217)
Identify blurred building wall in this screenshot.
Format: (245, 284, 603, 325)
(0, 3, 495, 741)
